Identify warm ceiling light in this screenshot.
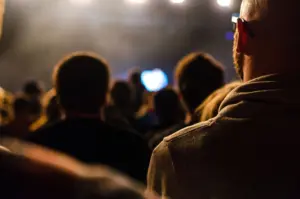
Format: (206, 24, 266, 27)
(217, 0, 232, 7)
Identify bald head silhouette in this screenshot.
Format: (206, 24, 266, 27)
(234, 0, 300, 81)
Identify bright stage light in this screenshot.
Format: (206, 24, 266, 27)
(69, 0, 93, 6)
(127, 0, 147, 4)
(170, 0, 185, 4)
(141, 69, 168, 92)
(217, 0, 232, 7)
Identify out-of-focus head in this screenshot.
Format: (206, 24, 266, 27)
(129, 70, 143, 86)
(175, 52, 224, 113)
(234, 0, 300, 81)
(154, 88, 185, 124)
(111, 81, 133, 108)
(0, 141, 152, 199)
(13, 96, 31, 120)
(53, 52, 110, 115)
(22, 80, 44, 99)
(195, 81, 242, 122)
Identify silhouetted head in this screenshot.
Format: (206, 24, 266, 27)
(234, 0, 300, 81)
(175, 52, 224, 113)
(154, 88, 185, 126)
(129, 70, 146, 112)
(129, 70, 143, 87)
(13, 96, 31, 121)
(111, 81, 133, 108)
(23, 80, 44, 99)
(53, 52, 110, 115)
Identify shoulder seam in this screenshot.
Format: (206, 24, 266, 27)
(163, 119, 215, 143)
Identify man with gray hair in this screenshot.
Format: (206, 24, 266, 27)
(147, 0, 300, 198)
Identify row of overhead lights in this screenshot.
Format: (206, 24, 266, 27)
(127, 0, 185, 4)
(69, 0, 232, 7)
(127, 0, 232, 7)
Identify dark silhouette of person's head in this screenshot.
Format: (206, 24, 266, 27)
(53, 52, 110, 115)
(13, 96, 32, 121)
(23, 80, 43, 99)
(154, 88, 185, 126)
(129, 70, 143, 87)
(129, 70, 146, 112)
(175, 52, 224, 114)
(111, 81, 133, 108)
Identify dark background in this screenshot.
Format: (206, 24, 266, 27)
(0, 0, 241, 91)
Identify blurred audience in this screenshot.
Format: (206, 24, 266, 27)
(194, 81, 241, 122)
(134, 92, 158, 135)
(129, 70, 146, 113)
(147, 88, 185, 149)
(23, 80, 44, 100)
(104, 81, 135, 131)
(27, 52, 150, 182)
(0, 87, 13, 125)
(147, 0, 300, 198)
(22, 80, 44, 121)
(0, 96, 33, 138)
(30, 89, 61, 131)
(175, 52, 224, 124)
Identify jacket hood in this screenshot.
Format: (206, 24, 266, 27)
(218, 74, 300, 119)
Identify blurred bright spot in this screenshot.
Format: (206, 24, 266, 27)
(217, 0, 231, 7)
(141, 69, 168, 92)
(225, 31, 234, 41)
(170, 0, 185, 4)
(127, 0, 147, 4)
(69, 0, 93, 6)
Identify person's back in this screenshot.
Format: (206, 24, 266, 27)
(0, 141, 155, 199)
(28, 52, 149, 182)
(30, 118, 149, 182)
(147, 0, 300, 198)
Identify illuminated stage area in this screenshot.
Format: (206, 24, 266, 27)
(0, 0, 240, 91)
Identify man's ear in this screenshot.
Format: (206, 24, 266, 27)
(237, 19, 248, 54)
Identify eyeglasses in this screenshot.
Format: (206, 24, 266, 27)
(231, 15, 255, 38)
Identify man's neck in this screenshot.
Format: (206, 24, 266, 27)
(243, 57, 299, 82)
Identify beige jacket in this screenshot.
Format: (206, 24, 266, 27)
(147, 74, 300, 199)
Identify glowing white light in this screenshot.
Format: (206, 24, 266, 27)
(127, 0, 147, 4)
(141, 69, 168, 92)
(217, 0, 232, 7)
(69, 0, 93, 6)
(170, 0, 185, 4)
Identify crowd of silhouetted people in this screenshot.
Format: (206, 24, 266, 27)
(0, 50, 234, 197)
(3, 0, 300, 198)
(0, 51, 229, 168)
